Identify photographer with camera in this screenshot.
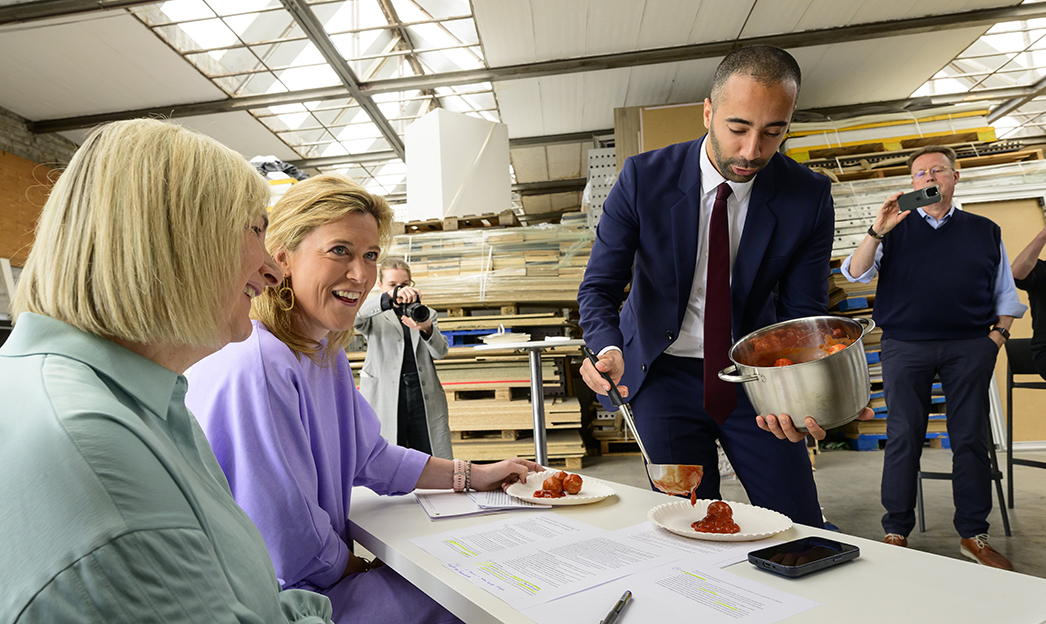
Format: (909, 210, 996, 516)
(355, 258, 453, 458)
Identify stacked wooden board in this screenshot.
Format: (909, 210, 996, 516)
(348, 301, 588, 467)
(383, 223, 592, 306)
(827, 258, 949, 450)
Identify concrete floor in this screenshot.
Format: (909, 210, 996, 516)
(576, 447, 1046, 579)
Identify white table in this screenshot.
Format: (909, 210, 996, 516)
(473, 339, 586, 465)
(349, 480, 1046, 624)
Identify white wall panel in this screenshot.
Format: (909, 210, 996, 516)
(494, 79, 545, 137)
(0, 13, 222, 120)
(582, 0, 644, 57)
(472, 1, 535, 65)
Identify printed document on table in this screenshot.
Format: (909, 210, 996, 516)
(523, 554, 819, 624)
(614, 522, 786, 568)
(414, 490, 504, 519)
(414, 490, 550, 520)
(410, 514, 595, 564)
(468, 489, 552, 510)
(413, 516, 689, 610)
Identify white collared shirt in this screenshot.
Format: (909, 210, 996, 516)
(664, 140, 756, 358)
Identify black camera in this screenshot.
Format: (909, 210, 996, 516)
(390, 286, 430, 323)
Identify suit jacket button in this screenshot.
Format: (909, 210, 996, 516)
(666, 331, 674, 341)
(641, 364, 647, 372)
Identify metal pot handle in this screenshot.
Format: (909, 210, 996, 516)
(855, 316, 876, 338)
(718, 364, 761, 383)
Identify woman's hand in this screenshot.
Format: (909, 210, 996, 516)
(401, 315, 434, 334)
(471, 458, 545, 491)
(393, 285, 421, 305)
(341, 554, 383, 578)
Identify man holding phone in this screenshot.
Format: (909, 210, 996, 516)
(841, 145, 1025, 570)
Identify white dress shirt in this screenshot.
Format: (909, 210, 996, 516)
(663, 140, 756, 358)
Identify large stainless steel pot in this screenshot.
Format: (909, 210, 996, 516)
(718, 316, 874, 431)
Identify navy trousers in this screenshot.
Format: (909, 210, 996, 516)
(628, 353, 822, 526)
(880, 336, 998, 538)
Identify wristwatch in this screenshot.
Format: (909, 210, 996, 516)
(867, 225, 886, 240)
(991, 326, 1011, 341)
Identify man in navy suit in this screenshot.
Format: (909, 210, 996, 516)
(578, 46, 834, 525)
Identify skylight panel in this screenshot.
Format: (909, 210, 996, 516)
(409, 22, 458, 49)
(276, 64, 341, 90)
(224, 13, 263, 38)
(439, 16, 477, 46)
(177, 17, 239, 52)
(233, 9, 300, 44)
(210, 0, 280, 15)
(316, 143, 347, 158)
(185, 47, 262, 75)
(160, 0, 215, 22)
(390, 0, 427, 23)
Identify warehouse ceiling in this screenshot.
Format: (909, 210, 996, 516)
(0, 0, 1042, 220)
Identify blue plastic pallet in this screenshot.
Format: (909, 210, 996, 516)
(836, 297, 868, 311)
(870, 395, 945, 415)
(846, 432, 950, 451)
(443, 328, 515, 346)
(870, 383, 943, 400)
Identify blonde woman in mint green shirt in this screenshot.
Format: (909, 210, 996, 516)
(0, 119, 332, 623)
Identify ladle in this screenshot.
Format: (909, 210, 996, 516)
(583, 347, 704, 497)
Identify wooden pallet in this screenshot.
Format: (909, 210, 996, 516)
(448, 396, 582, 432)
(599, 439, 642, 457)
(394, 210, 521, 235)
(451, 429, 586, 469)
(436, 312, 575, 330)
(807, 147, 1043, 182)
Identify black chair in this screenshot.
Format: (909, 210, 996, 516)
(916, 391, 1011, 536)
(1005, 338, 1046, 509)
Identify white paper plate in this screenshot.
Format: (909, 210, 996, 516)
(480, 332, 530, 345)
(506, 470, 616, 506)
(648, 499, 792, 542)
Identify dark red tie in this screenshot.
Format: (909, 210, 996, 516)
(704, 182, 736, 425)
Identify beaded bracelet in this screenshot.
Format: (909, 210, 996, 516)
(464, 460, 472, 492)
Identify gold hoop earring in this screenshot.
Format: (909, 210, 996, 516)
(276, 285, 295, 312)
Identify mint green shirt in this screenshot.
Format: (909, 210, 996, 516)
(0, 313, 333, 624)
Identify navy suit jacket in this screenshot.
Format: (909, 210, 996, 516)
(578, 137, 834, 405)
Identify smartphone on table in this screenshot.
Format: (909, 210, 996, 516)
(748, 536, 860, 578)
(897, 185, 941, 213)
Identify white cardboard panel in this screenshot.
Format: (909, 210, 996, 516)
(406, 109, 511, 220)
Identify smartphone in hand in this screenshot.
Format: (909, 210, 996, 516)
(897, 185, 942, 213)
(748, 536, 860, 578)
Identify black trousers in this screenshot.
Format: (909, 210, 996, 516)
(627, 353, 822, 527)
(397, 372, 432, 454)
(880, 336, 998, 538)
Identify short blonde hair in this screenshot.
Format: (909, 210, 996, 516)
(14, 118, 269, 348)
(253, 174, 394, 362)
(379, 257, 412, 283)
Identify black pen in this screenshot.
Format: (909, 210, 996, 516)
(599, 590, 632, 624)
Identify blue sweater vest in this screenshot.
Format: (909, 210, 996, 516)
(873, 209, 1000, 341)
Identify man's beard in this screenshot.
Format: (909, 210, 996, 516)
(708, 128, 771, 183)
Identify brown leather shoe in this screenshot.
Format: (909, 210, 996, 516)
(883, 533, 908, 547)
(960, 535, 1013, 571)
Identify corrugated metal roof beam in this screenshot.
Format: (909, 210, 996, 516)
(279, 0, 406, 161)
(28, 3, 1046, 133)
(0, 0, 155, 25)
